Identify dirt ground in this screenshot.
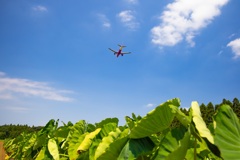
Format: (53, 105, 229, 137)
(0, 141, 6, 160)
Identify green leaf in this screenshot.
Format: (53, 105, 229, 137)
(67, 120, 87, 160)
(96, 129, 129, 160)
(48, 138, 59, 160)
(35, 146, 53, 160)
(41, 119, 59, 138)
(22, 133, 37, 158)
(214, 104, 240, 159)
(95, 128, 123, 159)
(95, 118, 119, 128)
(98, 123, 117, 138)
(125, 116, 135, 130)
(191, 101, 214, 144)
(33, 132, 47, 150)
(56, 125, 70, 139)
(77, 128, 101, 153)
(118, 137, 154, 160)
(170, 105, 190, 127)
(155, 127, 190, 160)
(129, 98, 180, 138)
(35, 146, 46, 160)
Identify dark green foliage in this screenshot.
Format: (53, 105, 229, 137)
(0, 124, 43, 140)
(200, 97, 240, 127)
(231, 98, 240, 118)
(164, 98, 240, 129)
(171, 98, 240, 129)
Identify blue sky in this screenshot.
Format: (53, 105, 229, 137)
(1, 0, 240, 126)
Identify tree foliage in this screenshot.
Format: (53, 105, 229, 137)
(0, 124, 42, 140)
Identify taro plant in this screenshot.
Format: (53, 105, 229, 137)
(4, 98, 240, 159)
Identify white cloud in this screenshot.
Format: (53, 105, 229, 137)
(125, 0, 138, 4)
(117, 10, 139, 30)
(0, 72, 73, 102)
(97, 14, 111, 28)
(32, 5, 48, 12)
(146, 103, 155, 108)
(151, 0, 229, 47)
(227, 38, 240, 59)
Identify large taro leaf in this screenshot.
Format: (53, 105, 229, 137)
(48, 138, 59, 160)
(69, 133, 87, 160)
(86, 123, 120, 160)
(155, 127, 190, 160)
(185, 138, 217, 160)
(77, 128, 101, 153)
(33, 132, 47, 150)
(190, 102, 221, 157)
(67, 120, 87, 160)
(129, 98, 180, 139)
(35, 146, 54, 160)
(35, 146, 46, 160)
(22, 133, 37, 158)
(98, 123, 117, 138)
(191, 101, 214, 144)
(95, 128, 129, 160)
(94, 128, 123, 159)
(117, 137, 155, 160)
(94, 128, 129, 160)
(13, 133, 34, 159)
(214, 104, 240, 159)
(95, 118, 119, 128)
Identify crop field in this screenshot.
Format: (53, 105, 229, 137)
(2, 98, 240, 159)
(0, 141, 6, 160)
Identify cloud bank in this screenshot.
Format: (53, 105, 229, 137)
(0, 72, 73, 102)
(151, 0, 229, 47)
(227, 38, 240, 59)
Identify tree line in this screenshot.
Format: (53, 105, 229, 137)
(170, 97, 240, 128)
(0, 124, 42, 140)
(1, 97, 239, 140)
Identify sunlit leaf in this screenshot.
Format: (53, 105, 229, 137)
(129, 98, 180, 138)
(67, 120, 87, 160)
(35, 146, 53, 160)
(191, 101, 214, 144)
(214, 104, 240, 159)
(95, 118, 119, 128)
(95, 128, 123, 159)
(48, 138, 59, 160)
(96, 129, 129, 160)
(22, 133, 37, 158)
(98, 123, 117, 138)
(77, 128, 101, 153)
(35, 146, 46, 160)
